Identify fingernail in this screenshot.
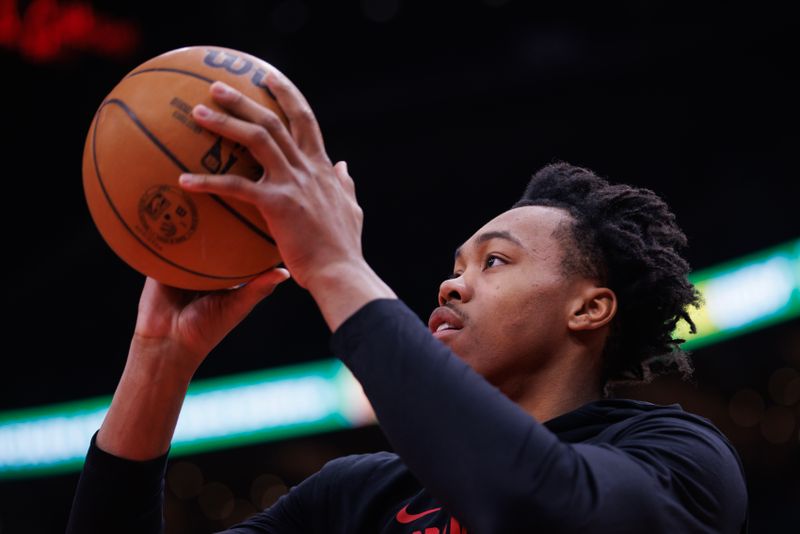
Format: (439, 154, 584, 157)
(179, 174, 197, 185)
(193, 104, 211, 118)
(212, 82, 232, 97)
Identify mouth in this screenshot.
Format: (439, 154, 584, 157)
(428, 306, 465, 339)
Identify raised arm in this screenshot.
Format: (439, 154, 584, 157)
(180, 73, 746, 534)
(328, 298, 747, 533)
(67, 271, 289, 534)
(176, 71, 397, 330)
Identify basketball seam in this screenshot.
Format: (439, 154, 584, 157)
(104, 97, 275, 245)
(127, 66, 279, 106)
(127, 67, 215, 84)
(91, 100, 278, 281)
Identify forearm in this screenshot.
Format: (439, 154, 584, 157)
(329, 300, 552, 523)
(97, 336, 195, 460)
(328, 299, 682, 533)
(66, 432, 169, 534)
(306, 260, 397, 332)
(67, 337, 191, 534)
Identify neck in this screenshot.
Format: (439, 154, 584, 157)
(501, 347, 603, 423)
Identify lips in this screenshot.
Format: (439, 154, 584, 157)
(428, 306, 465, 336)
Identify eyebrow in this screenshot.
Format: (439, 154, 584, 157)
(454, 230, 524, 261)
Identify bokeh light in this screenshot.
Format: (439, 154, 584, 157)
(728, 389, 766, 427)
(223, 498, 258, 528)
(250, 473, 288, 510)
(769, 367, 800, 406)
(167, 461, 204, 500)
(198, 482, 235, 521)
(760, 405, 796, 445)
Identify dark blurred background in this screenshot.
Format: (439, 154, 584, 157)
(1, 0, 799, 532)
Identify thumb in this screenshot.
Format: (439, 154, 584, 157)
(214, 267, 291, 320)
(239, 267, 291, 301)
(244, 267, 291, 296)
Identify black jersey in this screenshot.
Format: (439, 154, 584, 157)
(67, 299, 748, 533)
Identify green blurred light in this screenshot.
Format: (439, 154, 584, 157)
(677, 238, 800, 349)
(0, 360, 373, 479)
(1, 238, 799, 479)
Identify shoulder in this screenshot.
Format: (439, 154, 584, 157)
(566, 399, 738, 455)
(314, 451, 407, 489)
(597, 400, 741, 471)
(602, 400, 748, 526)
(607, 401, 739, 457)
(568, 399, 748, 532)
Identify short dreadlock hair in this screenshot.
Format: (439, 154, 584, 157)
(512, 162, 701, 393)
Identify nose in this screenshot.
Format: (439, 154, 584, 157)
(438, 275, 473, 306)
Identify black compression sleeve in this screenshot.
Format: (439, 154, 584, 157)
(66, 432, 168, 534)
(330, 299, 747, 534)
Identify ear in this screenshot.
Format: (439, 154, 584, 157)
(567, 286, 617, 332)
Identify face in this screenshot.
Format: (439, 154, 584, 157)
(428, 205, 589, 390)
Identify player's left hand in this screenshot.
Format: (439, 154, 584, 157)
(178, 70, 365, 291)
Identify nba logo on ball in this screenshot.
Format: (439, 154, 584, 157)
(137, 185, 198, 245)
(82, 46, 288, 290)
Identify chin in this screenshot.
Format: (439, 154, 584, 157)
(448, 342, 474, 365)
(434, 332, 478, 368)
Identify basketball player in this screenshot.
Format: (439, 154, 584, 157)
(67, 71, 748, 533)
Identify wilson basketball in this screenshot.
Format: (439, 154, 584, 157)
(82, 46, 287, 290)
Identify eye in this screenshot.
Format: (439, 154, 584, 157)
(484, 254, 507, 269)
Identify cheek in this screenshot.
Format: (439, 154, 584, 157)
(499, 286, 566, 343)
(456, 279, 567, 365)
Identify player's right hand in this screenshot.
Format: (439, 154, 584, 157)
(129, 269, 290, 374)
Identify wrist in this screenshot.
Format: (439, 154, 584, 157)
(304, 258, 371, 294)
(126, 334, 200, 384)
(97, 336, 196, 460)
(305, 259, 397, 332)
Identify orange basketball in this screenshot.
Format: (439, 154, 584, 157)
(82, 46, 287, 290)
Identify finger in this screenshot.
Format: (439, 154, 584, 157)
(139, 276, 188, 308)
(235, 268, 291, 301)
(243, 267, 291, 294)
(333, 160, 355, 195)
(214, 268, 291, 317)
(209, 82, 304, 168)
(265, 70, 328, 159)
(191, 104, 291, 174)
(179, 173, 266, 205)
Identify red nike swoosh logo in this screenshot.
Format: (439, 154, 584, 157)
(396, 504, 442, 524)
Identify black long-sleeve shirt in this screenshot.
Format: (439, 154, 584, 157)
(67, 299, 749, 533)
